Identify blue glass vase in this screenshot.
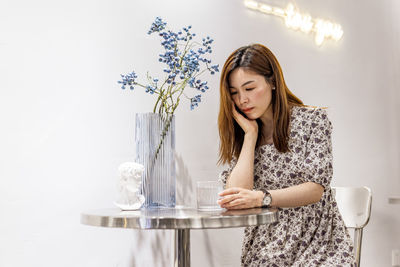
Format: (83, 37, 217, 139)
(135, 113, 176, 208)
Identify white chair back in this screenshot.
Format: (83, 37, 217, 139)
(332, 186, 372, 228)
(332, 186, 372, 267)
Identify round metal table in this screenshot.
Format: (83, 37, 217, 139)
(81, 206, 278, 267)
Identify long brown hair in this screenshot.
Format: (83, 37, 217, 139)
(218, 44, 304, 165)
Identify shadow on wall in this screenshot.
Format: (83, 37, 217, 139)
(176, 152, 195, 207)
(128, 229, 171, 267)
(202, 230, 220, 267)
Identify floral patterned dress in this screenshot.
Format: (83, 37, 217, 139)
(219, 106, 356, 267)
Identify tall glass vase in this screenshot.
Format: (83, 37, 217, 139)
(135, 113, 176, 208)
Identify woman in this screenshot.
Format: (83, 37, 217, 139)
(217, 44, 356, 266)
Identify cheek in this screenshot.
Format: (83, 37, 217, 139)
(253, 89, 272, 109)
(254, 89, 271, 101)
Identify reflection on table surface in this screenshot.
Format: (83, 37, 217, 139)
(81, 206, 279, 229)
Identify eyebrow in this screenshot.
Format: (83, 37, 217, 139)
(229, 80, 255, 89)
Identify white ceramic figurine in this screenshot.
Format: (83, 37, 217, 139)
(114, 162, 145, 210)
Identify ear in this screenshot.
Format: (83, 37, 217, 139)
(266, 76, 276, 90)
(271, 77, 276, 90)
(271, 81, 276, 90)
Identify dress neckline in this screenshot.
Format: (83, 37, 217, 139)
(256, 143, 274, 150)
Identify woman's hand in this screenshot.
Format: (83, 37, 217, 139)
(231, 102, 258, 136)
(218, 187, 264, 210)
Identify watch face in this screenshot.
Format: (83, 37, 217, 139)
(263, 194, 271, 206)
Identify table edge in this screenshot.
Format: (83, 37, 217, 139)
(80, 208, 279, 229)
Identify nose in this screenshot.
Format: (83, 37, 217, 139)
(238, 92, 248, 105)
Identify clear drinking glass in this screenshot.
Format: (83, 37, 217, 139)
(196, 181, 224, 211)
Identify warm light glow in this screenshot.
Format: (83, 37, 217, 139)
(259, 4, 272, 13)
(244, 1, 344, 46)
(272, 7, 285, 17)
(284, 4, 313, 33)
(244, 0, 258, 10)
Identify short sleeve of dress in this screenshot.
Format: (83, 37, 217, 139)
(218, 156, 237, 188)
(300, 108, 333, 188)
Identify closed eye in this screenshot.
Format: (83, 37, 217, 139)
(246, 88, 255, 91)
(230, 91, 237, 95)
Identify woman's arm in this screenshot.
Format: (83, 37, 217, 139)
(225, 102, 259, 189)
(268, 182, 324, 207)
(226, 133, 257, 189)
(218, 182, 324, 209)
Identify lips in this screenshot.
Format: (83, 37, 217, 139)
(242, 107, 254, 113)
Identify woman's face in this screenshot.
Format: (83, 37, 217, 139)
(228, 67, 273, 120)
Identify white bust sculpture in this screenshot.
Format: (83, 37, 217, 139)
(114, 162, 145, 210)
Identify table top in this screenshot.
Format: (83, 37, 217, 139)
(81, 206, 278, 230)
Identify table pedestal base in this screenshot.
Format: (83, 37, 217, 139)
(174, 229, 190, 267)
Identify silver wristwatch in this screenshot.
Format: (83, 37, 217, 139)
(261, 190, 272, 207)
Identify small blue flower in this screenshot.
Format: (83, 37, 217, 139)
(190, 94, 202, 110)
(118, 71, 137, 90)
(148, 17, 167, 35)
(145, 85, 156, 94)
(210, 64, 219, 74)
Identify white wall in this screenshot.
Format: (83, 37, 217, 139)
(0, 0, 399, 266)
